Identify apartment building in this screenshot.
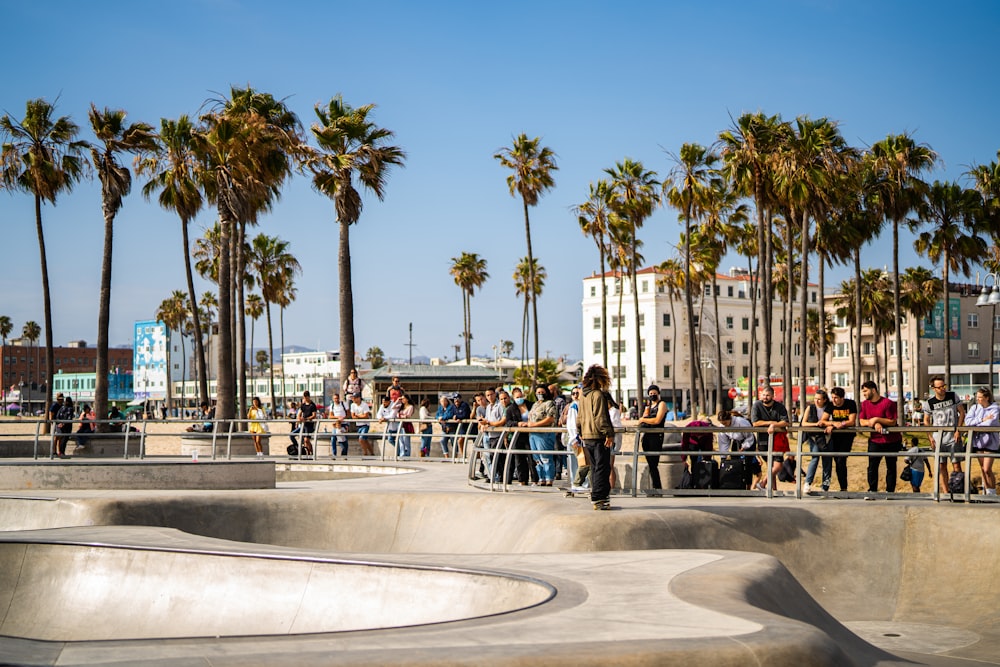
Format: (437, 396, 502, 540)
(581, 267, 821, 413)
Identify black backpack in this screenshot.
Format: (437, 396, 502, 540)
(948, 470, 966, 495)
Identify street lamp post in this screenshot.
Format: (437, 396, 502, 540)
(976, 274, 1000, 396)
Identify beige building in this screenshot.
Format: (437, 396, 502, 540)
(581, 266, 821, 414)
(825, 282, 1000, 403)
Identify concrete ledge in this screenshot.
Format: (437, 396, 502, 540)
(0, 461, 275, 490)
(180, 434, 265, 457)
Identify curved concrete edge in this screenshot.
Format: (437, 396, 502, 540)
(0, 461, 276, 490)
(0, 528, 554, 641)
(0, 525, 897, 667)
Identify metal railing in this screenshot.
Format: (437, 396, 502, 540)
(466, 423, 1000, 503)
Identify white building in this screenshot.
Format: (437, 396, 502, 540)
(581, 267, 821, 414)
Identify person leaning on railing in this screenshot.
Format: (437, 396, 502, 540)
(577, 364, 616, 510)
(818, 387, 857, 492)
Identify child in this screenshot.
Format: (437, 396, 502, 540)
(903, 436, 931, 492)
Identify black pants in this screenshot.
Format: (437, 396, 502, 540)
(641, 432, 664, 489)
(584, 438, 612, 503)
(867, 441, 902, 493)
(830, 438, 852, 491)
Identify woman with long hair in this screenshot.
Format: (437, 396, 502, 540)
(578, 365, 615, 510)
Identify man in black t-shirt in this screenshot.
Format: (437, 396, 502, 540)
(819, 386, 858, 492)
(296, 391, 318, 455)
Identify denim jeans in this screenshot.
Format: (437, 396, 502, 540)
(529, 432, 556, 482)
(804, 439, 831, 489)
(397, 432, 411, 457)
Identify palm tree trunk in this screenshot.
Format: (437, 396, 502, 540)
(34, 195, 56, 418)
(280, 306, 287, 411)
(631, 232, 643, 409)
(713, 276, 723, 413)
(179, 330, 186, 417)
(236, 221, 248, 423)
(521, 200, 539, 382)
(266, 300, 276, 417)
(697, 295, 707, 411)
(598, 239, 609, 369)
(670, 292, 678, 414)
(684, 205, 698, 417)
(761, 206, 774, 381)
(464, 288, 471, 364)
(94, 206, 114, 431)
(893, 220, 904, 419)
(748, 253, 757, 402)
(521, 296, 528, 372)
(943, 256, 951, 384)
(616, 282, 625, 404)
(339, 220, 355, 393)
(249, 317, 255, 383)
(182, 218, 208, 406)
(784, 209, 794, 412)
(800, 211, 810, 415)
(818, 249, 827, 388)
(854, 249, 863, 399)
(216, 203, 235, 422)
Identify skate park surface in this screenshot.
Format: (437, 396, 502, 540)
(0, 459, 996, 667)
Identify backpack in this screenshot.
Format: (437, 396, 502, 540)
(777, 456, 797, 483)
(948, 470, 967, 495)
(719, 457, 749, 490)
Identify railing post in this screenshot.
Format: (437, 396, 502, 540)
(630, 427, 641, 498)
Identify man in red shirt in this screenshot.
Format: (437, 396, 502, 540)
(859, 380, 903, 496)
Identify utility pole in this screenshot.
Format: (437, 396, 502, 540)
(404, 322, 416, 365)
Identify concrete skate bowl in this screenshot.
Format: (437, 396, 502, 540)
(0, 528, 554, 641)
(0, 492, 997, 665)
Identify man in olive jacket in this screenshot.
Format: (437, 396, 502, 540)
(578, 364, 616, 510)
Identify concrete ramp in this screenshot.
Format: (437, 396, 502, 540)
(0, 528, 553, 641)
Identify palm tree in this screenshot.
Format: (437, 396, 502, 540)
(138, 115, 209, 406)
(606, 159, 659, 406)
(88, 105, 157, 428)
(868, 133, 936, 417)
(494, 134, 557, 383)
(307, 94, 405, 387)
(0, 316, 11, 348)
(574, 180, 616, 369)
(195, 87, 302, 421)
(449, 252, 489, 364)
(156, 291, 189, 415)
(199, 291, 217, 385)
(255, 350, 269, 375)
(247, 234, 301, 417)
(719, 112, 786, 385)
(21, 321, 41, 392)
(0, 99, 87, 410)
(657, 258, 685, 413)
(666, 145, 717, 416)
(245, 293, 263, 381)
(513, 257, 546, 375)
(501, 340, 514, 358)
(900, 266, 941, 393)
(913, 181, 987, 385)
(274, 274, 297, 413)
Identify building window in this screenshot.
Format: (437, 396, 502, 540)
(611, 315, 625, 328)
(590, 285, 596, 297)
(862, 342, 875, 356)
(994, 315, 1000, 330)
(693, 315, 700, 327)
(726, 365, 735, 378)
(726, 341, 734, 355)
(638, 314, 645, 327)
(834, 343, 848, 358)
(612, 366, 627, 379)
(994, 342, 1000, 359)
(614, 282, 621, 296)
(727, 285, 734, 297)
(725, 316, 734, 329)
(662, 313, 671, 327)
(612, 340, 626, 354)
(811, 291, 817, 303)
(742, 365, 749, 377)
(969, 341, 980, 359)
(704, 285, 712, 297)
(742, 317, 749, 330)
(662, 339, 670, 353)
(593, 316, 601, 330)
(662, 365, 670, 378)
(927, 341, 933, 355)
(969, 313, 979, 329)
(833, 372, 849, 387)
(794, 343, 801, 356)
(642, 280, 648, 293)
(742, 341, 749, 355)
(593, 341, 602, 354)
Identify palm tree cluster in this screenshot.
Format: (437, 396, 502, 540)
(567, 112, 1000, 418)
(2, 90, 404, 422)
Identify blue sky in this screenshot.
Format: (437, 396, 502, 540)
(2, 0, 999, 364)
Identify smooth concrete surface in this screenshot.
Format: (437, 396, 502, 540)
(180, 434, 265, 458)
(0, 460, 275, 490)
(0, 458, 995, 666)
